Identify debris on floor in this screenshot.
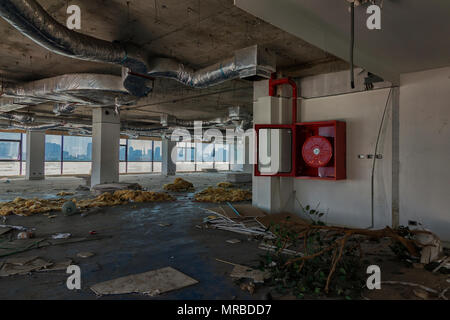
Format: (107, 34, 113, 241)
(258, 242, 303, 256)
(0, 256, 71, 277)
(91, 183, 143, 195)
(158, 223, 172, 227)
(17, 231, 34, 240)
(77, 252, 95, 258)
(0, 197, 67, 216)
(240, 281, 256, 295)
(415, 231, 443, 264)
(76, 190, 175, 208)
(76, 185, 90, 191)
(56, 192, 74, 197)
(163, 178, 195, 192)
(90, 266, 198, 296)
(217, 182, 233, 188)
(0, 256, 52, 277)
(0, 224, 34, 232)
(61, 201, 78, 215)
(203, 204, 274, 238)
(51, 233, 71, 240)
(194, 187, 252, 202)
(256, 211, 448, 298)
(216, 258, 269, 285)
(0, 189, 175, 217)
(226, 239, 242, 244)
(230, 264, 269, 284)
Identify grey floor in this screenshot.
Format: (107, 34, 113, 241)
(0, 173, 265, 300)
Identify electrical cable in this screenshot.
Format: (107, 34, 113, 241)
(368, 87, 393, 229)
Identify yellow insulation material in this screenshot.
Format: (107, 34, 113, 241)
(216, 182, 233, 188)
(163, 178, 195, 192)
(0, 190, 175, 217)
(194, 187, 252, 203)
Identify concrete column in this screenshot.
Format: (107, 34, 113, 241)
(230, 136, 253, 173)
(26, 131, 45, 180)
(162, 138, 177, 176)
(91, 107, 120, 187)
(252, 80, 295, 214)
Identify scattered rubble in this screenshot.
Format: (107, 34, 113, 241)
(77, 252, 95, 258)
(217, 182, 233, 188)
(17, 231, 34, 240)
(91, 183, 143, 195)
(56, 192, 74, 197)
(51, 233, 71, 240)
(195, 187, 252, 202)
(90, 267, 198, 296)
(203, 204, 273, 238)
(0, 256, 72, 277)
(163, 178, 195, 192)
(0, 190, 175, 216)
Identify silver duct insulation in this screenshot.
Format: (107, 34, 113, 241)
(0, 0, 274, 96)
(0, 74, 136, 112)
(9, 122, 65, 131)
(53, 103, 77, 116)
(0, 112, 34, 124)
(147, 45, 276, 88)
(0, 0, 151, 97)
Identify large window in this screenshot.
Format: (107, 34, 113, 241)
(63, 136, 92, 174)
(0, 132, 25, 177)
(0, 132, 233, 177)
(120, 139, 162, 174)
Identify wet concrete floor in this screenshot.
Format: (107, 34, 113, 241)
(0, 174, 264, 300)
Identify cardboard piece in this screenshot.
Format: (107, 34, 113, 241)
(0, 257, 53, 277)
(230, 264, 270, 284)
(90, 267, 198, 296)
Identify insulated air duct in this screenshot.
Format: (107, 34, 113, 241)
(147, 45, 276, 88)
(0, 0, 151, 97)
(0, 0, 275, 94)
(0, 112, 34, 124)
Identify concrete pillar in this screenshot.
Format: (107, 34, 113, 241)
(91, 107, 120, 187)
(162, 138, 177, 176)
(25, 131, 45, 180)
(252, 80, 295, 214)
(230, 136, 253, 173)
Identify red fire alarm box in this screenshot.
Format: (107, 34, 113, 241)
(295, 120, 346, 180)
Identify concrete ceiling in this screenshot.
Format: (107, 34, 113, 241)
(0, 0, 347, 125)
(235, 0, 450, 84)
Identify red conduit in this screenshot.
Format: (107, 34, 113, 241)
(268, 76, 298, 124)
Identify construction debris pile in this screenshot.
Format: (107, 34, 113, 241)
(217, 182, 233, 188)
(76, 190, 175, 208)
(195, 187, 252, 203)
(163, 178, 195, 192)
(256, 210, 447, 299)
(203, 204, 273, 238)
(0, 190, 175, 216)
(0, 197, 67, 216)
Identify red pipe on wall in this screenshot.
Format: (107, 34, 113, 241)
(268, 76, 298, 124)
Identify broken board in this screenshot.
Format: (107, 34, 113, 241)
(207, 204, 267, 220)
(90, 267, 198, 296)
(230, 264, 270, 284)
